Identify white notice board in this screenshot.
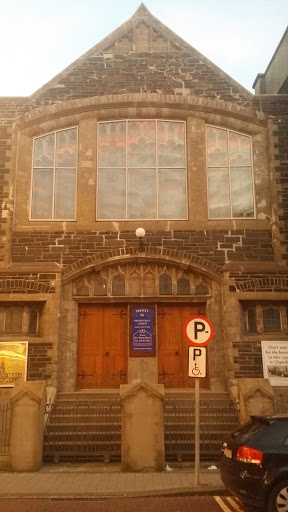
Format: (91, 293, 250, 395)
(261, 340, 288, 386)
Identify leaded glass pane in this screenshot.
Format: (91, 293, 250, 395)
(229, 132, 251, 166)
(195, 284, 209, 295)
(54, 169, 76, 219)
(207, 168, 230, 218)
(93, 277, 107, 296)
(98, 121, 126, 167)
(158, 121, 185, 167)
(4, 308, 23, 333)
(127, 169, 156, 219)
(56, 128, 77, 167)
(112, 275, 125, 296)
(28, 309, 38, 334)
(34, 133, 55, 167)
(247, 308, 257, 332)
(263, 308, 281, 332)
(177, 277, 190, 295)
(98, 169, 126, 219)
(31, 169, 53, 219)
(206, 127, 228, 166)
(127, 121, 155, 167)
(231, 167, 254, 218)
(158, 169, 187, 218)
(159, 274, 172, 295)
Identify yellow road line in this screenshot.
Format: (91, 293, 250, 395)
(226, 496, 244, 512)
(214, 496, 233, 512)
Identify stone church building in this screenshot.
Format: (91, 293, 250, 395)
(0, 5, 288, 400)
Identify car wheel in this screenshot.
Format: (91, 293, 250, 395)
(268, 481, 288, 512)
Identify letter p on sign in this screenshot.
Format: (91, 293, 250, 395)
(184, 316, 213, 346)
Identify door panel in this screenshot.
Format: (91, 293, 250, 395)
(77, 304, 128, 389)
(158, 304, 209, 388)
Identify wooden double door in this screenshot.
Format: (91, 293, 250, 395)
(77, 303, 209, 389)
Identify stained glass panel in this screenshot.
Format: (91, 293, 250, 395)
(127, 169, 156, 219)
(206, 127, 228, 166)
(4, 308, 23, 333)
(247, 308, 257, 332)
(28, 309, 38, 334)
(177, 277, 190, 295)
(128, 121, 155, 167)
(34, 134, 55, 167)
(158, 121, 185, 167)
(93, 277, 107, 296)
(54, 169, 76, 219)
(207, 167, 230, 218)
(98, 169, 126, 219)
(230, 167, 254, 218)
(112, 274, 125, 296)
(159, 274, 172, 295)
(158, 169, 187, 218)
(31, 168, 53, 219)
(98, 121, 126, 167)
(229, 132, 251, 166)
(56, 128, 77, 167)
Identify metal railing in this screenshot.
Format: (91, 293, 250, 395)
(0, 402, 11, 454)
(43, 399, 121, 463)
(164, 398, 239, 462)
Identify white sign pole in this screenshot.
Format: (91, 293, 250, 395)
(195, 377, 200, 486)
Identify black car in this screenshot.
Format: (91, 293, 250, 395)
(220, 415, 288, 512)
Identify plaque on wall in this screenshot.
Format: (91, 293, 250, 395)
(130, 307, 155, 357)
(0, 341, 28, 387)
(261, 340, 288, 386)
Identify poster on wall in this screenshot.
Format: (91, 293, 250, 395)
(261, 340, 288, 386)
(130, 307, 155, 357)
(0, 341, 28, 387)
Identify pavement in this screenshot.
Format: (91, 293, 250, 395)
(0, 462, 226, 499)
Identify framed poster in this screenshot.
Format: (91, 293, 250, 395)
(130, 306, 155, 357)
(261, 340, 288, 386)
(0, 341, 28, 387)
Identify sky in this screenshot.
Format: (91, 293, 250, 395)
(1, 0, 288, 97)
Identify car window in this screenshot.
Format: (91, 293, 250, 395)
(231, 419, 269, 443)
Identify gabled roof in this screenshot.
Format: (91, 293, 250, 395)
(28, 3, 252, 103)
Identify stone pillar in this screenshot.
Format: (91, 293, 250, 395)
(120, 381, 165, 472)
(10, 381, 46, 472)
(237, 378, 274, 424)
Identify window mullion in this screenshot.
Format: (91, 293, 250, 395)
(52, 133, 57, 220)
(156, 120, 159, 219)
(227, 130, 233, 218)
(126, 120, 128, 220)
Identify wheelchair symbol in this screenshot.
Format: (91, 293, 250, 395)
(191, 363, 201, 376)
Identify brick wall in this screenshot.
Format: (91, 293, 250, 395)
(27, 342, 53, 382)
(233, 340, 263, 378)
(0, 273, 56, 293)
(11, 229, 273, 267)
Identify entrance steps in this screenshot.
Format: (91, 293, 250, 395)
(43, 390, 239, 463)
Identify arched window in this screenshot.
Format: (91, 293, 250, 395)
(4, 307, 23, 333)
(159, 274, 172, 295)
(112, 274, 125, 296)
(28, 308, 39, 335)
(263, 307, 281, 332)
(247, 308, 257, 333)
(93, 277, 107, 296)
(177, 277, 190, 295)
(195, 284, 209, 295)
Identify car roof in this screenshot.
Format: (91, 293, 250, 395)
(250, 415, 288, 421)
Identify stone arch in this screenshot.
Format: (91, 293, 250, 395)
(236, 277, 288, 292)
(62, 247, 223, 285)
(0, 279, 52, 294)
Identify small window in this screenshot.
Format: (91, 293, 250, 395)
(159, 274, 172, 295)
(28, 309, 39, 335)
(112, 275, 125, 296)
(206, 126, 254, 219)
(75, 283, 90, 296)
(247, 308, 257, 333)
(94, 277, 108, 296)
(31, 127, 77, 220)
(195, 284, 209, 295)
(177, 277, 190, 295)
(263, 308, 281, 332)
(4, 307, 23, 333)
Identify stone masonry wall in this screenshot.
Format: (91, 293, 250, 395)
(233, 340, 263, 378)
(27, 342, 53, 382)
(11, 229, 273, 267)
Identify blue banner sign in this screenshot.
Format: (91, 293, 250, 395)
(132, 308, 154, 351)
